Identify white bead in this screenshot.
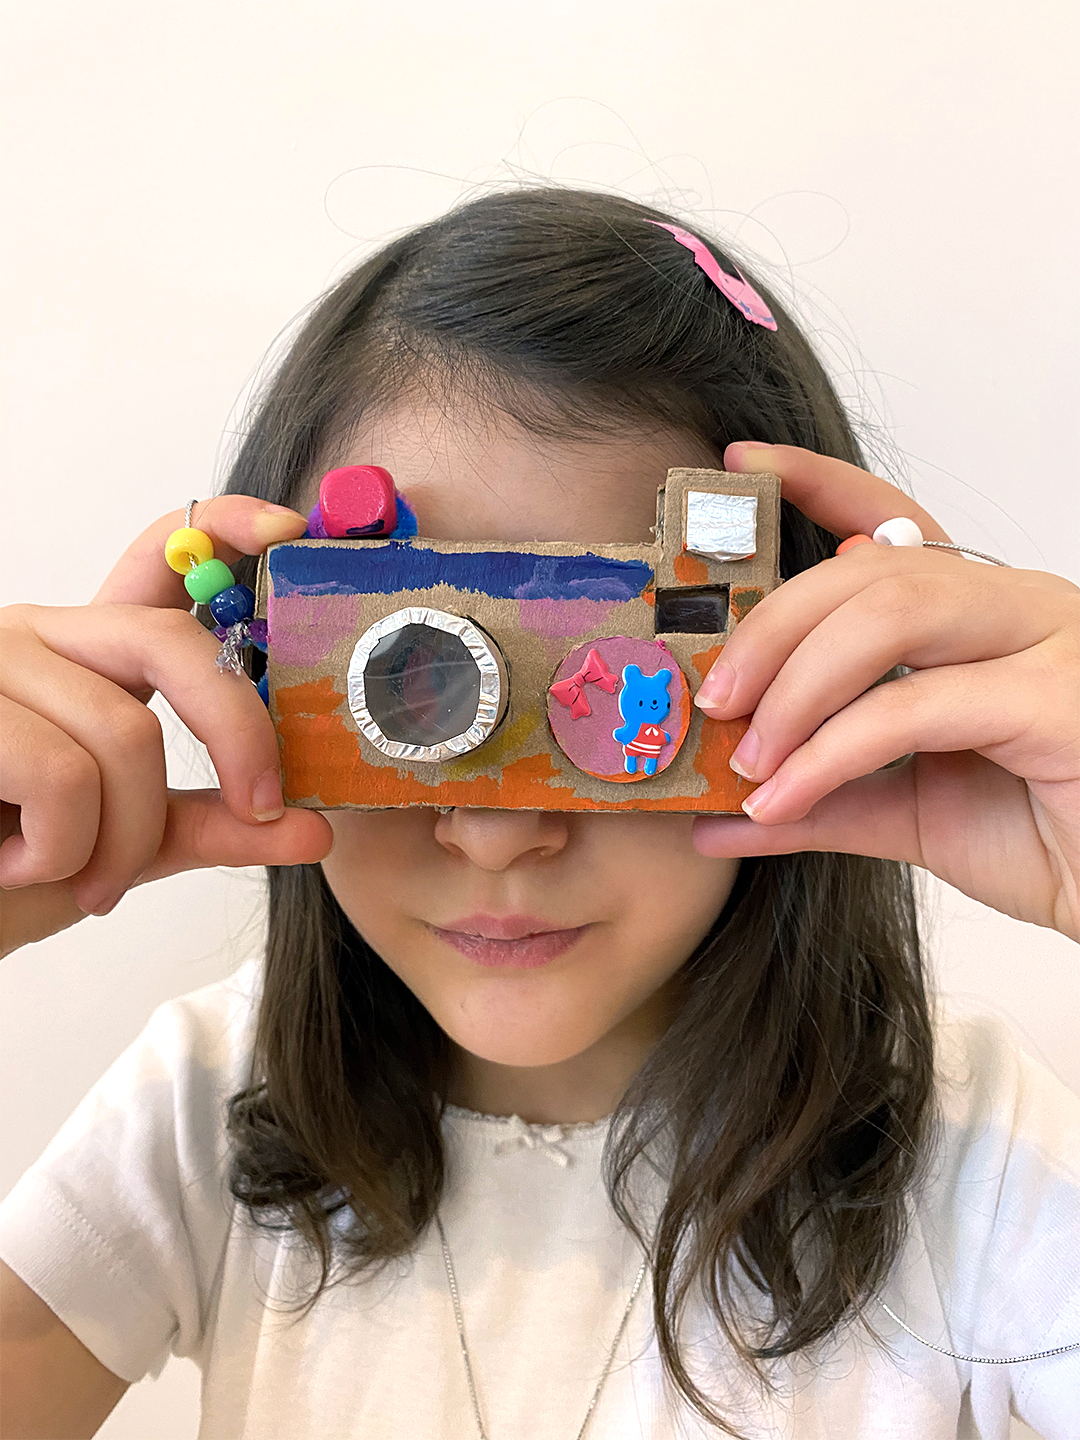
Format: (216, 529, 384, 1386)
(873, 516, 924, 548)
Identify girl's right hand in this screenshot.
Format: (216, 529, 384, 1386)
(0, 498, 334, 958)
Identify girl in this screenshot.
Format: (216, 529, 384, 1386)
(1, 187, 1077, 1440)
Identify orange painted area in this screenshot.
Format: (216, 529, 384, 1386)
(275, 677, 360, 808)
(274, 674, 751, 813)
(689, 643, 755, 810)
(690, 643, 725, 682)
(674, 551, 710, 584)
(389, 752, 576, 809)
(276, 675, 343, 717)
(690, 713, 754, 811)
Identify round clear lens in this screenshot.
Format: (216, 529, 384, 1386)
(363, 622, 482, 747)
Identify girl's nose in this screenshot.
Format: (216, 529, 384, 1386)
(433, 807, 570, 870)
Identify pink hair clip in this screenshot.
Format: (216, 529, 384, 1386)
(648, 221, 777, 331)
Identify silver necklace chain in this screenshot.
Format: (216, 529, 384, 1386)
(921, 540, 1009, 567)
(435, 1214, 649, 1440)
(436, 1210, 1076, 1437)
(879, 1302, 1080, 1365)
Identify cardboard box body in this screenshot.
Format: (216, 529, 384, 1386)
(262, 469, 780, 813)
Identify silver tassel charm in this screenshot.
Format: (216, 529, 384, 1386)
(216, 620, 252, 675)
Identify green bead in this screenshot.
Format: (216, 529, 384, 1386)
(185, 558, 235, 604)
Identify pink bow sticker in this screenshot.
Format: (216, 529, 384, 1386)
(648, 222, 778, 331)
(548, 648, 620, 720)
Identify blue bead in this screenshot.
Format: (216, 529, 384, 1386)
(256, 673, 270, 706)
(209, 584, 256, 626)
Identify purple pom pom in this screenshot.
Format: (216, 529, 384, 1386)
(306, 502, 329, 539)
(390, 493, 419, 539)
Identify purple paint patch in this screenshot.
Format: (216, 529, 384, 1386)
(547, 636, 689, 783)
(517, 596, 620, 638)
(267, 591, 363, 668)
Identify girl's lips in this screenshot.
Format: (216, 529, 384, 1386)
(427, 919, 591, 968)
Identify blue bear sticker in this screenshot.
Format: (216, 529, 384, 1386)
(612, 664, 673, 777)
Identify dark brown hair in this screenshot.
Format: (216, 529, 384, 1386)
(223, 187, 935, 1433)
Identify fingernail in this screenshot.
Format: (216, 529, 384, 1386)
(695, 662, 734, 711)
(251, 510, 306, 547)
(729, 726, 760, 778)
(82, 880, 129, 916)
(252, 769, 285, 821)
(835, 534, 874, 555)
(741, 776, 776, 818)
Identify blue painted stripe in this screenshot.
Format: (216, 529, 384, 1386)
(269, 542, 653, 601)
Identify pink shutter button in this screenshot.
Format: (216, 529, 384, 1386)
(318, 466, 398, 538)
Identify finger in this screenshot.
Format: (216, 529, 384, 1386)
(692, 751, 1048, 925)
(730, 658, 1033, 827)
(723, 442, 952, 543)
(693, 765, 925, 865)
(93, 495, 307, 609)
(18, 605, 284, 825)
(1, 631, 169, 913)
(721, 570, 1054, 783)
(0, 876, 90, 957)
(0, 695, 101, 887)
(142, 790, 334, 879)
(696, 542, 1023, 719)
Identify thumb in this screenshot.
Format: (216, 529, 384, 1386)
(143, 790, 334, 880)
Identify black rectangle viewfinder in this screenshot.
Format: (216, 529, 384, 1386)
(654, 585, 729, 634)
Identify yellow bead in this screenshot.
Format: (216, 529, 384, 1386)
(165, 527, 214, 574)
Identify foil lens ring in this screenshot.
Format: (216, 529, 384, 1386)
(348, 607, 508, 764)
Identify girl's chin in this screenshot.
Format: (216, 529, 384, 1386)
(442, 1016, 607, 1070)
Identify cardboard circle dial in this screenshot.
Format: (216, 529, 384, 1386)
(547, 637, 691, 782)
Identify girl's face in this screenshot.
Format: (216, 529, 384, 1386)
(319, 403, 741, 1121)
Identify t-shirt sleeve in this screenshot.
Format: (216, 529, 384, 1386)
(924, 1012, 1080, 1438)
(0, 963, 259, 1384)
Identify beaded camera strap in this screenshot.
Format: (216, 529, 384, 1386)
(165, 500, 267, 681)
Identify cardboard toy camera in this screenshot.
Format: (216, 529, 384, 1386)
(258, 467, 780, 814)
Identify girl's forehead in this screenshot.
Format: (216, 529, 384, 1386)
(330, 403, 717, 545)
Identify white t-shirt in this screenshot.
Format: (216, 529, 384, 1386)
(1, 961, 1078, 1440)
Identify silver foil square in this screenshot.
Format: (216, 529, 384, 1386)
(685, 491, 758, 563)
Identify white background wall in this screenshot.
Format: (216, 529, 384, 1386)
(1, 3, 1076, 1437)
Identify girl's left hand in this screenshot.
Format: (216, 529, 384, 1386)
(692, 443, 1080, 942)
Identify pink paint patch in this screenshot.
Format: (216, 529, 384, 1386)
(267, 592, 363, 668)
(547, 636, 690, 783)
(518, 597, 620, 638)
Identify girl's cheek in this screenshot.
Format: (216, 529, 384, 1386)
(319, 810, 433, 914)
